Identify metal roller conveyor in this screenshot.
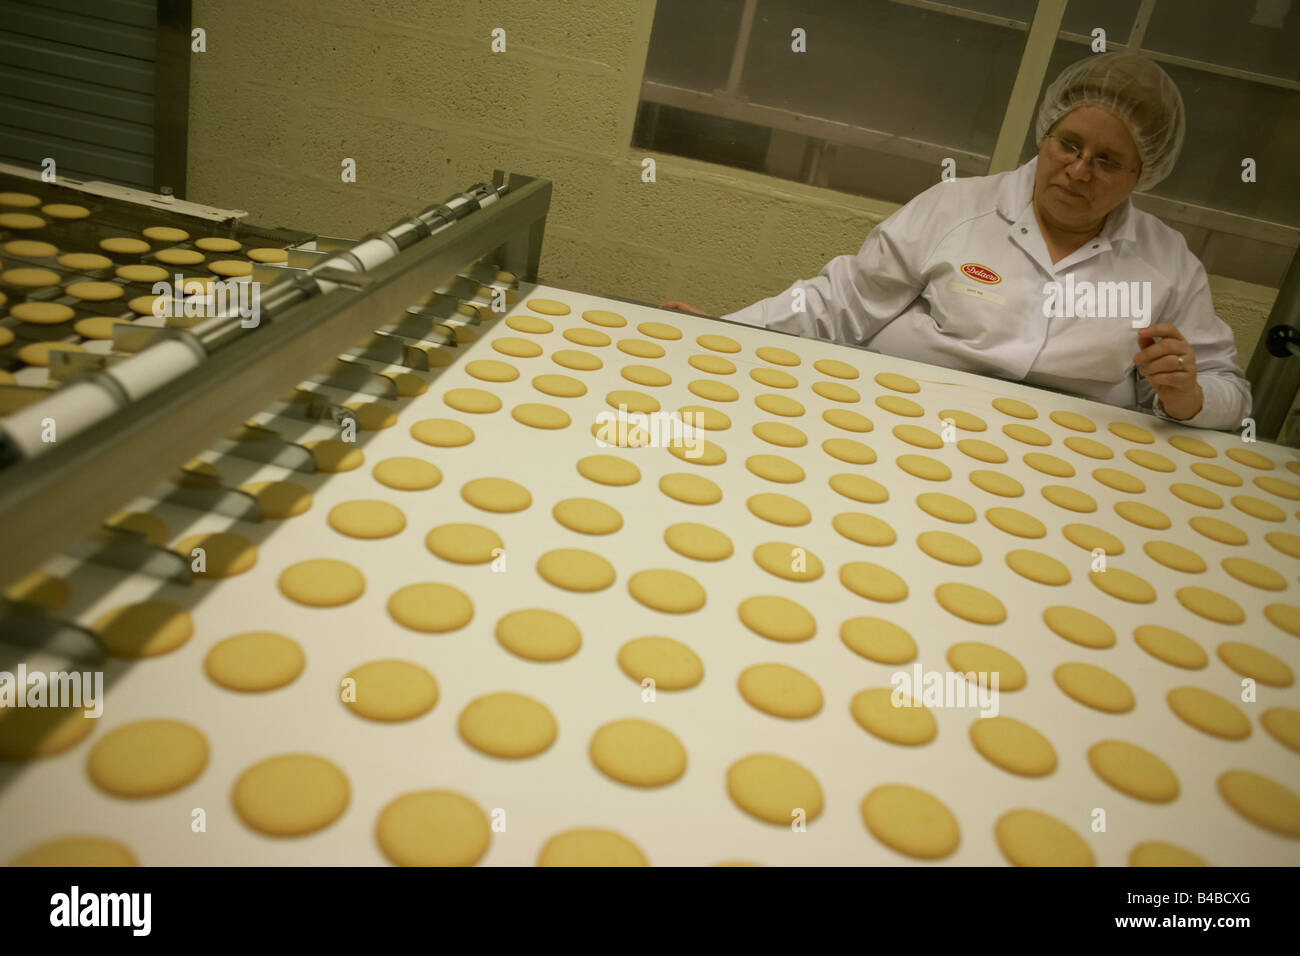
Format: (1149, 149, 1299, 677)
(0, 168, 552, 589)
(0, 181, 511, 465)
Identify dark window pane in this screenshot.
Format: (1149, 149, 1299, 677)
(1143, 0, 1299, 80)
(1153, 62, 1300, 226)
(1060, 0, 1140, 45)
(632, 102, 772, 173)
(957, 0, 1037, 18)
(643, 0, 745, 91)
(737, 0, 1026, 158)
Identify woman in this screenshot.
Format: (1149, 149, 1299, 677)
(667, 53, 1252, 431)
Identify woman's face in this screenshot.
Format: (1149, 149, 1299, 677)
(1034, 106, 1142, 233)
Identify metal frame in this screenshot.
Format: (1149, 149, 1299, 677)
(989, 0, 1068, 174)
(722, 0, 759, 97)
(0, 160, 246, 222)
(642, 81, 990, 169)
(888, 0, 1300, 92)
(1245, 243, 1300, 440)
(0, 174, 552, 586)
(491, 170, 548, 282)
(154, 0, 193, 197)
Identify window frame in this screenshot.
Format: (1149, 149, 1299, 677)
(638, 0, 1298, 262)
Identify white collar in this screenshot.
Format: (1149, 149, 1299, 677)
(998, 156, 1137, 244)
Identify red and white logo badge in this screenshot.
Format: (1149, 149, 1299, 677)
(961, 262, 1001, 284)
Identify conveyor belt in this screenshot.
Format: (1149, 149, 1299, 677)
(2, 282, 1298, 866)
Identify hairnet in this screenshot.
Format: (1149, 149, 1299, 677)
(1035, 53, 1185, 191)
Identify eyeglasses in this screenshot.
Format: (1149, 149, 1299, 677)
(1045, 133, 1139, 177)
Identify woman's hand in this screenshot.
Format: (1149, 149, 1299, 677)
(660, 301, 714, 317)
(1134, 322, 1203, 420)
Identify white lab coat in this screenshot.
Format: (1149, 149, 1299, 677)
(722, 157, 1253, 431)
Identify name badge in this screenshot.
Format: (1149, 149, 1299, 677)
(948, 280, 1006, 305)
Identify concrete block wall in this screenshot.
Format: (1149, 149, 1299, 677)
(187, 0, 1279, 365)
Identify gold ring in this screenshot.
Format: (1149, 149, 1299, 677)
(1177, 355, 1185, 370)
